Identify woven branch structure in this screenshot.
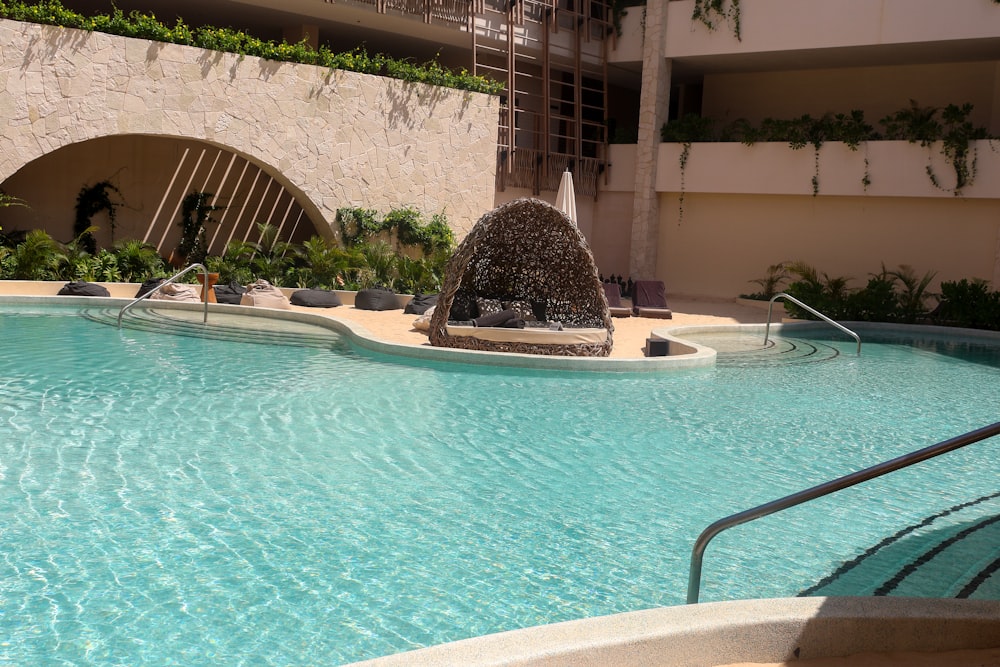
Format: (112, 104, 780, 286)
(429, 197, 613, 356)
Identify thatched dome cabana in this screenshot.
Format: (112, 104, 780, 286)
(429, 198, 613, 356)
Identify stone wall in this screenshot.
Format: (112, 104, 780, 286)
(0, 19, 498, 242)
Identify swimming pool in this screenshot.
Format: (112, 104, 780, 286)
(1, 304, 998, 665)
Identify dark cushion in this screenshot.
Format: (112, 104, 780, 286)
(473, 308, 519, 327)
(213, 281, 247, 305)
(58, 281, 110, 297)
(290, 289, 342, 308)
(633, 280, 669, 308)
(355, 287, 400, 311)
(449, 291, 479, 321)
(404, 293, 439, 315)
(476, 296, 504, 318)
(135, 277, 166, 298)
(504, 299, 537, 322)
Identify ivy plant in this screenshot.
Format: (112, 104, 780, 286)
(691, 0, 741, 41)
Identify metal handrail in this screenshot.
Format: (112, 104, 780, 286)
(117, 263, 209, 328)
(765, 292, 861, 355)
(686, 421, 1000, 604)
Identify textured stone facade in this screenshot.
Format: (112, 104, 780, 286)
(0, 19, 498, 239)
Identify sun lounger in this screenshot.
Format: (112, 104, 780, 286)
(631, 280, 672, 319)
(602, 282, 632, 318)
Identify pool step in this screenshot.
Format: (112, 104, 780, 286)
(802, 492, 1000, 600)
(684, 333, 844, 366)
(81, 306, 344, 350)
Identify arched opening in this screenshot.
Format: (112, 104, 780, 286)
(0, 134, 328, 259)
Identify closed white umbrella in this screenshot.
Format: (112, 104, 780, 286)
(555, 169, 578, 225)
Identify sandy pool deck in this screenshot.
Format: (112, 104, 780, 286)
(304, 295, 774, 360)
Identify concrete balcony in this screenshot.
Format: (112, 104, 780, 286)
(655, 140, 1000, 199)
(610, 0, 1000, 68)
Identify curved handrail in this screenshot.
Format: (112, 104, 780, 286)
(686, 421, 1000, 604)
(117, 263, 209, 328)
(765, 292, 860, 355)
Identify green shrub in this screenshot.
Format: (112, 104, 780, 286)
(933, 279, 1000, 330)
(0, 0, 503, 94)
(779, 262, 938, 324)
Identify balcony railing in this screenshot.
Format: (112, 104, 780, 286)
(350, 0, 470, 25)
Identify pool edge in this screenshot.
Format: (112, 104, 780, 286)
(343, 597, 1000, 667)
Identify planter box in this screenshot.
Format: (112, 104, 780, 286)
(657, 140, 1000, 198)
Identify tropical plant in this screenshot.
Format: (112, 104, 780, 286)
(754, 261, 947, 325)
(358, 240, 397, 288)
(932, 278, 1000, 330)
(245, 222, 301, 284)
(7, 229, 64, 280)
(742, 263, 789, 300)
(846, 269, 898, 322)
(783, 261, 853, 319)
(56, 225, 100, 280)
(887, 264, 936, 323)
(64, 249, 123, 282)
(205, 239, 256, 286)
(298, 236, 364, 289)
(0, 191, 27, 209)
(112, 239, 166, 282)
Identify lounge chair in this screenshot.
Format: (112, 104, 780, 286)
(631, 280, 672, 319)
(602, 282, 632, 318)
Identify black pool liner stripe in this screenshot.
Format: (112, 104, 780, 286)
(874, 512, 1000, 596)
(800, 490, 1000, 597)
(957, 553, 1000, 598)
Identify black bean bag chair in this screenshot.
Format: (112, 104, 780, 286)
(135, 277, 166, 298)
(290, 288, 342, 308)
(404, 293, 439, 315)
(355, 287, 400, 311)
(57, 281, 110, 297)
(213, 281, 247, 305)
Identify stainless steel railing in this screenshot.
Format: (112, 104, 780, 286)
(686, 421, 1000, 604)
(117, 263, 209, 328)
(765, 292, 861, 355)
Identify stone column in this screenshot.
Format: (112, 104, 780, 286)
(629, 1, 671, 281)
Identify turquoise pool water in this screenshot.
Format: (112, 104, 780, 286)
(1, 306, 998, 665)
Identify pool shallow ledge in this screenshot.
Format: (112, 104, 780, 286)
(345, 597, 1000, 667)
(0, 293, 722, 372)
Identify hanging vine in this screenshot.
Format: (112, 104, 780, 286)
(176, 191, 225, 264)
(661, 115, 715, 224)
(74, 180, 125, 254)
(880, 101, 990, 195)
(691, 0, 741, 41)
